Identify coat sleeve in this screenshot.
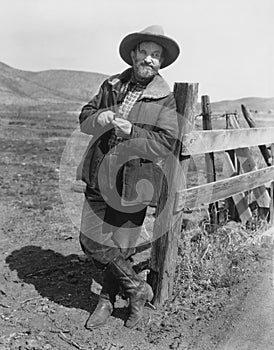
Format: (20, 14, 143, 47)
(79, 81, 108, 135)
(129, 93, 179, 159)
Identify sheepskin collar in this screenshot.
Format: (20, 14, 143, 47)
(108, 68, 171, 100)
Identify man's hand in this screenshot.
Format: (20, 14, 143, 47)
(112, 117, 133, 135)
(97, 111, 115, 127)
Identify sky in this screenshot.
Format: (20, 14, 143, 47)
(0, 0, 273, 101)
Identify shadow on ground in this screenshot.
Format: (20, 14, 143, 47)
(5, 245, 127, 323)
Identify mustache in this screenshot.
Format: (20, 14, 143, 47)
(140, 62, 154, 67)
(138, 62, 157, 71)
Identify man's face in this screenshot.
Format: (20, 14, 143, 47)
(131, 41, 163, 80)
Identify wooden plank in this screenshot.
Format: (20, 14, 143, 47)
(202, 96, 215, 181)
(225, 114, 241, 221)
(241, 104, 271, 166)
(148, 83, 198, 305)
(174, 165, 274, 212)
(235, 148, 270, 208)
(227, 115, 270, 209)
(202, 95, 219, 228)
(181, 127, 274, 155)
(222, 152, 252, 225)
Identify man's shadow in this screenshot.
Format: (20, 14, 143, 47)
(5, 245, 127, 321)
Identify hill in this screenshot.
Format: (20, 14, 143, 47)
(0, 62, 107, 111)
(210, 97, 274, 114)
(0, 61, 273, 113)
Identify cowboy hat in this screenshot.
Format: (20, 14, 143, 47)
(119, 25, 180, 69)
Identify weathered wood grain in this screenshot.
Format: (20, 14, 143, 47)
(227, 115, 270, 209)
(181, 127, 274, 155)
(222, 152, 252, 225)
(202, 95, 219, 227)
(175, 165, 274, 212)
(148, 83, 198, 305)
(241, 104, 271, 166)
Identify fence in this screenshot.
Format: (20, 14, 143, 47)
(148, 83, 274, 305)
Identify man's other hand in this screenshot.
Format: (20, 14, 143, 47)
(97, 111, 115, 127)
(112, 118, 133, 135)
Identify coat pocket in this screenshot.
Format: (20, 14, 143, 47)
(122, 159, 164, 206)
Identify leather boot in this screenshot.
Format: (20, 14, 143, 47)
(108, 255, 154, 329)
(85, 270, 118, 329)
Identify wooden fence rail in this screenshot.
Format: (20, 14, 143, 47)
(176, 122, 274, 213)
(175, 164, 274, 212)
(182, 127, 274, 155)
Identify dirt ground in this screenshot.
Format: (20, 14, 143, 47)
(0, 110, 273, 350)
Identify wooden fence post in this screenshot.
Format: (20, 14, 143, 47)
(222, 153, 252, 225)
(148, 83, 198, 306)
(225, 113, 240, 221)
(201, 95, 219, 230)
(241, 104, 271, 166)
(241, 104, 272, 220)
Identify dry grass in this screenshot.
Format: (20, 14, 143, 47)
(169, 213, 271, 309)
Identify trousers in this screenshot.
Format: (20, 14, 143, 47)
(79, 194, 147, 266)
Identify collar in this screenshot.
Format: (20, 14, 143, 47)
(108, 68, 171, 100)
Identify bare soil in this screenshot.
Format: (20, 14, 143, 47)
(0, 111, 273, 350)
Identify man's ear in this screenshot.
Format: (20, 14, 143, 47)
(130, 50, 135, 63)
(159, 54, 164, 68)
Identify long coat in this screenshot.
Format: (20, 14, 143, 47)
(78, 68, 179, 207)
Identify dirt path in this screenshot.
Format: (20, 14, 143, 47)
(216, 262, 274, 350)
(188, 252, 274, 350)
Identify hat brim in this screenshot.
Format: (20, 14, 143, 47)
(119, 33, 180, 69)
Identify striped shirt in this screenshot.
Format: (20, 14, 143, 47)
(108, 83, 145, 148)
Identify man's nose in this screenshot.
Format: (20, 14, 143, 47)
(144, 55, 153, 63)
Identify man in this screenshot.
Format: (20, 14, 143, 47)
(78, 25, 180, 329)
